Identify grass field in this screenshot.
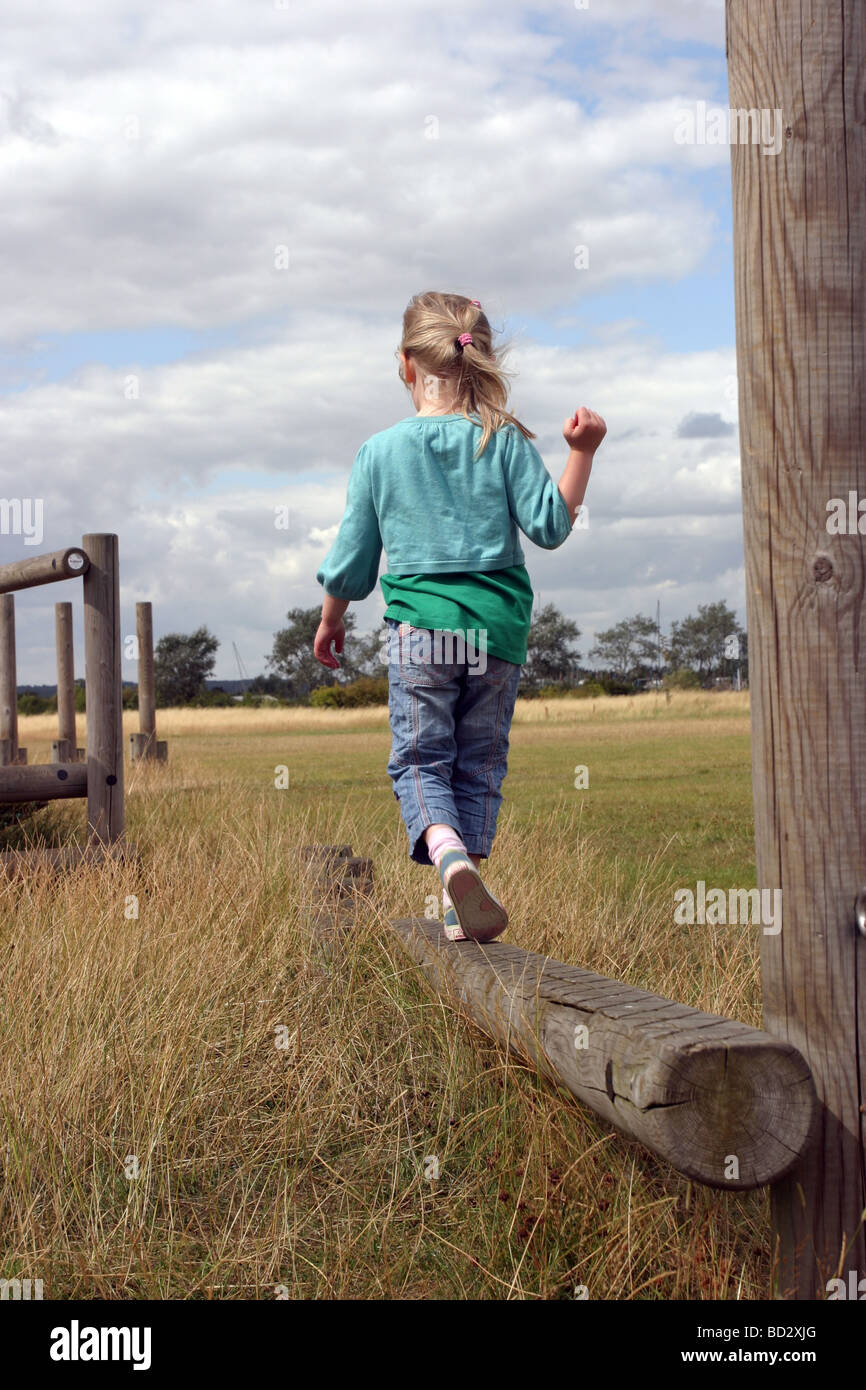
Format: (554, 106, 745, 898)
(0, 690, 770, 1299)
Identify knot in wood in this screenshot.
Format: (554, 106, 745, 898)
(812, 555, 834, 583)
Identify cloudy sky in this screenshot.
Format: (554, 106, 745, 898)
(1, 0, 744, 684)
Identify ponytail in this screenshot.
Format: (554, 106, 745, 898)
(396, 290, 535, 460)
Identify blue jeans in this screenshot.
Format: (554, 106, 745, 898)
(384, 618, 522, 866)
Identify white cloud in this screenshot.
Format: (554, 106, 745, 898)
(0, 0, 746, 681)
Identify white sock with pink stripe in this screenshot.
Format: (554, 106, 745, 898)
(425, 824, 472, 875)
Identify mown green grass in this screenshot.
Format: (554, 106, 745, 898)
(508, 719, 755, 896)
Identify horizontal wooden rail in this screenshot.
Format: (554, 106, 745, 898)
(0, 546, 90, 595)
(0, 761, 88, 803)
(388, 918, 817, 1190)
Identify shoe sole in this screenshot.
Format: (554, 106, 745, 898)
(443, 863, 508, 943)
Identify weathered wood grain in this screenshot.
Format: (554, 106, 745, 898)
(727, 0, 866, 1295)
(389, 917, 817, 1190)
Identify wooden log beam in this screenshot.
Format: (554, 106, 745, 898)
(301, 844, 372, 896)
(0, 761, 87, 803)
(389, 919, 817, 1191)
(300, 846, 373, 960)
(727, 0, 866, 1295)
(0, 547, 89, 594)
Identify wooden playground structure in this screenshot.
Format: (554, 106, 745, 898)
(0, 534, 166, 871)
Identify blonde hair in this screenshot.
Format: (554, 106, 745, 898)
(395, 290, 536, 460)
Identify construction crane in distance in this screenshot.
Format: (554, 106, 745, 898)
(232, 641, 251, 692)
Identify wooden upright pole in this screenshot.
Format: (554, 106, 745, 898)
(0, 594, 18, 766)
(727, 1, 866, 1298)
(82, 534, 124, 845)
(135, 600, 155, 756)
(53, 601, 81, 763)
(136, 602, 156, 747)
(129, 600, 166, 763)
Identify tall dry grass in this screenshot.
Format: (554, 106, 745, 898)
(0, 726, 768, 1300)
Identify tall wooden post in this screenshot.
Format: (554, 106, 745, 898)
(0, 594, 25, 766)
(129, 600, 167, 763)
(0, 593, 18, 766)
(53, 601, 83, 764)
(137, 603, 155, 750)
(727, 1, 866, 1298)
(82, 534, 124, 845)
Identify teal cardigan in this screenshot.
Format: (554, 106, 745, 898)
(316, 413, 574, 601)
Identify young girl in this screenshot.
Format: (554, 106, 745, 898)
(314, 290, 606, 944)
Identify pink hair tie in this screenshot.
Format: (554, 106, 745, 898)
(456, 332, 473, 348)
(470, 299, 481, 307)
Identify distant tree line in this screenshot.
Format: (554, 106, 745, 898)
(16, 601, 748, 713)
(587, 601, 748, 690)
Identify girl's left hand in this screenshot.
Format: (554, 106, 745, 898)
(314, 618, 345, 669)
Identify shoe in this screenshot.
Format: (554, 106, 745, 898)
(443, 900, 468, 941)
(438, 848, 508, 943)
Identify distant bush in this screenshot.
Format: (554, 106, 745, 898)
(519, 683, 576, 699)
(310, 676, 388, 709)
(17, 693, 55, 716)
(595, 676, 634, 696)
(186, 688, 236, 708)
(664, 667, 702, 690)
(571, 680, 607, 699)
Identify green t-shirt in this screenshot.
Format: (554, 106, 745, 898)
(380, 564, 532, 666)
